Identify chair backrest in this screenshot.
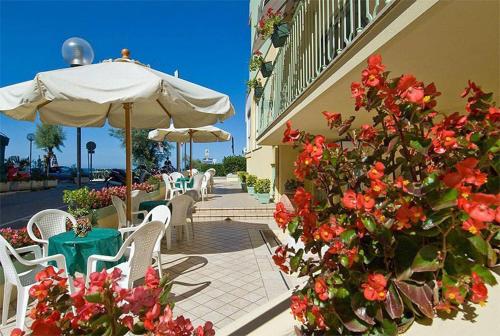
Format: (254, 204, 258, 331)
(170, 195, 194, 227)
(131, 189, 146, 212)
(111, 196, 127, 228)
(207, 168, 216, 176)
(0, 235, 23, 285)
(202, 172, 211, 188)
(169, 172, 183, 181)
(162, 173, 174, 192)
(27, 209, 76, 242)
(144, 205, 171, 251)
(190, 168, 199, 175)
(123, 220, 163, 287)
(191, 173, 204, 191)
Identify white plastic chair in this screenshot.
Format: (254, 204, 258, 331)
(206, 168, 216, 192)
(86, 220, 163, 289)
(27, 209, 77, 257)
(169, 172, 184, 182)
(0, 236, 68, 330)
(166, 195, 195, 248)
(186, 173, 204, 193)
(162, 173, 182, 200)
(131, 190, 148, 223)
(111, 195, 146, 229)
(200, 172, 210, 202)
(118, 205, 171, 277)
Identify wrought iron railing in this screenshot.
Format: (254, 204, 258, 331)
(256, 0, 393, 136)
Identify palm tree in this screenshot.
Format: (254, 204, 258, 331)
(34, 124, 66, 176)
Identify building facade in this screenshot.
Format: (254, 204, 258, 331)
(246, 0, 499, 199)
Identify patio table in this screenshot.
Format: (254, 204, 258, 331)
(48, 228, 123, 276)
(175, 177, 193, 192)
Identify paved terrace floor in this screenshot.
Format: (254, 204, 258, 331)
(0, 178, 298, 334)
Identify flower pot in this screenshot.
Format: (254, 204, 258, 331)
(254, 86, 264, 99)
(257, 193, 270, 204)
(271, 22, 289, 48)
(247, 186, 255, 195)
(260, 61, 274, 78)
(241, 182, 247, 192)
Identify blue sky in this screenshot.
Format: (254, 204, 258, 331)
(0, 0, 249, 168)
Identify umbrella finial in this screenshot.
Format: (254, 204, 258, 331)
(121, 48, 130, 59)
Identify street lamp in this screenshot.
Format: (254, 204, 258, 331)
(62, 37, 94, 187)
(26, 133, 35, 176)
(86, 141, 96, 181)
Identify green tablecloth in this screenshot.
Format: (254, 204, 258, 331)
(48, 228, 123, 276)
(139, 200, 169, 213)
(175, 177, 193, 190)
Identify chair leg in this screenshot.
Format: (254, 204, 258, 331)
(190, 218, 195, 240)
(156, 252, 163, 278)
(16, 287, 29, 330)
(2, 281, 12, 325)
(185, 224, 192, 242)
(165, 227, 172, 250)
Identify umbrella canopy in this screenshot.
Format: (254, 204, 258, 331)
(148, 126, 231, 174)
(148, 125, 231, 143)
(0, 50, 235, 223)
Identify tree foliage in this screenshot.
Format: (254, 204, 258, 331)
(222, 155, 246, 174)
(109, 129, 171, 169)
(34, 124, 65, 154)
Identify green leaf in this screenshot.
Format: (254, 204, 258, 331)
(422, 173, 438, 187)
(471, 264, 497, 285)
(290, 249, 303, 272)
(412, 245, 441, 272)
(432, 188, 458, 210)
(351, 292, 375, 325)
(422, 209, 451, 230)
(410, 139, 429, 154)
(335, 307, 369, 333)
(395, 234, 418, 280)
(381, 319, 398, 336)
(468, 235, 488, 255)
(361, 217, 376, 233)
(287, 218, 299, 234)
(384, 283, 404, 319)
(394, 281, 434, 319)
(340, 229, 357, 245)
(85, 292, 102, 304)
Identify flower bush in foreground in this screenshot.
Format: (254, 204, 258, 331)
(11, 266, 214, 336)
(0, 228, 34, 249)
(274, 55, 499, 335)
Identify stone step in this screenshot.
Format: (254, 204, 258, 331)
(193, 207, 275, 218)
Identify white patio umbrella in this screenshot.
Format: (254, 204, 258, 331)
(148, 125, 231, 174)
(0, 49, 235, 223)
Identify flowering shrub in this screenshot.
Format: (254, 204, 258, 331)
(0, 228, 34, 249)
(274, 55, 499, 335)
(249, 51, 265, 71)
(147, 174, 163, 190)
(256, 7, 283, 39)
(11, 266, 214, 336)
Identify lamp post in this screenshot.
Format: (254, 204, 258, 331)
(26, 133, 35, 176)
(61, 37, 94, 187)
(86, 141, 96, 181)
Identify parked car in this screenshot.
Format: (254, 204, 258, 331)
(48, 166, 74, 181)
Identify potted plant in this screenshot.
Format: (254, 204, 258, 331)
(255, 178, 271, 204)
(272, 55, 499, 335)
(237, 171, 248, 191)
(257, 7, 289, 48)
(246, 174, 257, 195)
(247, 78, 263, 100)
(249, 51, 274, 78)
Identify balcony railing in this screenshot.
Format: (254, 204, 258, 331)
(256, 0, 393, 137)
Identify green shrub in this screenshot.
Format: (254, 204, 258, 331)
(146, 175, 162, 190)
(254, 178, 271, 194)
(222, 155, 246, 174)
(198, 163, 225, 176)
(63, 187, 95, 218)
(237, 171, 247, 182)
(246, 174, 257, 187)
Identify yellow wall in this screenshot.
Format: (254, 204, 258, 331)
(246, 146, 274, 180)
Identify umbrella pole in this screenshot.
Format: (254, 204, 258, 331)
(124, 103, 133, 225)
(176, 142, 181, 172)
(189, 131, 193, 176)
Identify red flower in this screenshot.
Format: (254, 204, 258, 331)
(283, 121, 300, 143)
(351, 82, 365, 110)
(290, 295, 308, 322)
(436, 301, 455, 314)
(369, 179, 387, 196)
(461, 218, 486, 235)
(314, 224, 335, 242)
(341, 190, 357, 209)
(359, 124, 378, 142)
(398, 74, 425, 104)
(311, 305, 326, 329)
(294, 187, 312, 210)
(463, 202, 495, 223)
(367, 162, 385, 180)
(357, 193, 375, 212)
(395, 176, 410, 192)
(272, 245, 289, 273)
(470, 272, 488, 305)
(322, 111, 341, 128)
(361, 274, 387, 301)
(444, 286, 464, 304)
(395, 203, 425, 230)
(274, 202, 292, 229)
(10, 329, 25, 336)
(314, 278, 329, 301)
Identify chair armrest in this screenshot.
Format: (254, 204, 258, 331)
(87, 254, 124, 278)
(118, 226, 139, 239)
(13, 244, 42, 259)
(17, 253, 67, 274)
(30, 237, 48, 246)
(132, 210, 148, 216)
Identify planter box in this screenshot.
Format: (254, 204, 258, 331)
(256, 192, 271, 204)
(247, 186, 255, 195)
(260, 61, 274, 78)
(241, 182, 247, 192)
(0, 182, 9, 193)
(271, 22, 289, 48)
(9, 181, 31, 191)
(45, 180, 58, 188)
(31, 180, 44, 190)
(74, 177, 90, 184)
(254, 86, 264, 99)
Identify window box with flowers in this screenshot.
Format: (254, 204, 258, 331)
(247, 79, 264, 100)
(273, 55, 499, 335)
(257, 8, 289, 48)
(250, 51, 274, 78)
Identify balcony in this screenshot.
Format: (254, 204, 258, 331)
(256, 0, 394, 137)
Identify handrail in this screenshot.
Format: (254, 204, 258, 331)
(256, 0, 393, 136)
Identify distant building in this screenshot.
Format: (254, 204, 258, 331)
(202, 148, 216, 164)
